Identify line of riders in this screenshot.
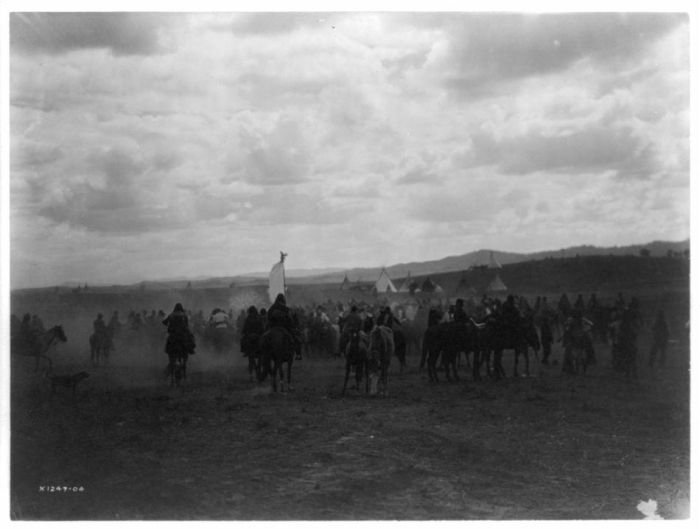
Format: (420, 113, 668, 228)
(12, 290, 671, 387)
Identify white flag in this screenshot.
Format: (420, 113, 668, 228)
(268, 260, 285, 303)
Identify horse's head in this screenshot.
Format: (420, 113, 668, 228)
(52, 325, 68, 343)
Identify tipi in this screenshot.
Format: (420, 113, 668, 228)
(421, 276, 443, 293)
(487, 273, 507, 293)
(397, 272, 411, 293)
(373, 268, 397, 294)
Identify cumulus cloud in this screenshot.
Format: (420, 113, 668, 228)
(435, 13, 686, 97)
(10, 12, 177, 56)
(8, 11, 690, 288)
(469, 126, 658, 178)
(229, 12, 332, 35)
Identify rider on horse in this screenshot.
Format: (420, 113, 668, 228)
(562, 309, 595, 373)
(267, 294, 299, 348)
(163, 303, 196, 357)
(93, 313, 108, 341)
(339, 305, 363, 356)
(18, 313, 39, 354)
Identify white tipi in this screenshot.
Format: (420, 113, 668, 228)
(373, 268, 397, 293)
(397, 272, 413, 293)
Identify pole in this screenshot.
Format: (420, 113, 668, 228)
(280, 251, 288, 300)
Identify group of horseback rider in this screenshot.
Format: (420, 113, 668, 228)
(238, 294, 304, 379)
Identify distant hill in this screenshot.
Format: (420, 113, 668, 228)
(39, 238, 689, 292)
(297, 239, 690, 285)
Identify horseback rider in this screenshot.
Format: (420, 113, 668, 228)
(92, 313, 110, 353)
(562, 309, 595, 373)
(339, 305, 363, 356)
(501, 295, 521, 331)
(241, 306, 265, 357)
(267, 294, 298, 348)
(648, 310, 670, 368)
(377, 306, 401, 329)
(427, 307, 442, 328)
(108, 311, 121, 337)
(19, 313, 39, 353)
(162, 303, 196, 357)
(93, 313, 107, 340)
(209, 308, 229, 329)
(453, 298, 468, 323)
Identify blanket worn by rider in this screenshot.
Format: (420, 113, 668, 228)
(163, 309, 196, 355)
(267, 302, 297, 347)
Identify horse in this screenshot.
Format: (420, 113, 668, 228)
(12, 325, 67, 372)
(165, 334, 195, 387)
(240, 332, 262, 382)
(89, 331, 112, 367)
(422, 320, 481, 383)
(562, 324, 594, 375)
(259, 327, 294, 392)
(367, 325, 391, 396)
(565, 334, 589, 375)
(398, 308, 427, 359)
(342, 331, 369, 394)
(480, 315, 540, 379)
(392, 327, 407, 373)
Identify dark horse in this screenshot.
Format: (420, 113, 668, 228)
(241, 332, 262, 382)
(367, 326, 391, 396)
(165, 333, 195, 387)
(13, 325, 67, 372)
(259, 327, 294, 392)
(342, 331, 369, 394)
(480, 315, 540, 379)
(89, 330, 113, 367)
(422, 320, 481, 383)
(392, 327, 407, 373)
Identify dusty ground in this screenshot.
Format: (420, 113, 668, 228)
(10, 339, 690, 520)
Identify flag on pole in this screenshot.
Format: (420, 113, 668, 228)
(268, 252, 287, 303)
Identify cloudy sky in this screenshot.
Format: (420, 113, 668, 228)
(6, 7, 691, 288)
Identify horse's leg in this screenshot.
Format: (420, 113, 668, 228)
(279, 360, 285, 392)
(271, 361, 278, 392)
(444, 351, 452, 381)
(168, 355, 175, 386)
(381, 362, 388, 396)
(495, 350, 505, 379)
(472, 351, 480, 381)
(523, 347, 530, 377)
(427, 350, 437, 382)
(419, 341, 428, 370)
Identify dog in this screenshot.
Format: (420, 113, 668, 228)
(47, 371, 90, 396)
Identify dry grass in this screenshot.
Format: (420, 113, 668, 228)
(10, 340, 689, 520)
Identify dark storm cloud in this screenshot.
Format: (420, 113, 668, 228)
(12, 143, 64, 168)
(396, 166, 436, 185)
(10, 12, 170, 56)
(229, 12, 335, 35)
(470, 127, 657, 178)
(441, 13, 686, 95)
